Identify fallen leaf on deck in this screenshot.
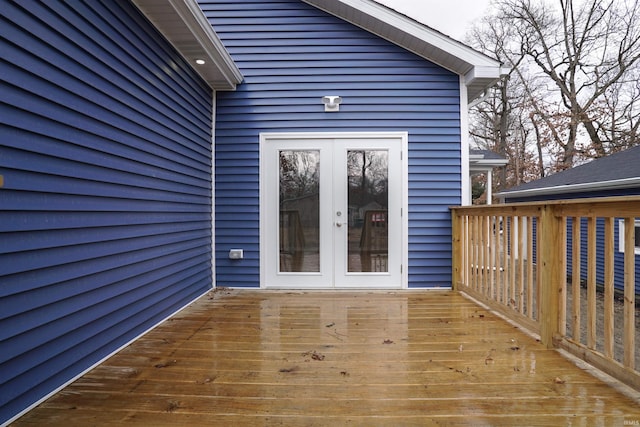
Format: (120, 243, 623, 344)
(484, 349, 495, 364)
(154, 359, 177, 369)
(554, 377, 566, 384)
(302, 350, 325, 361)
(383, 339, 394, 344)
(166, 400, 180, 413)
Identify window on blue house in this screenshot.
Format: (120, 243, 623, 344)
(618, 219, 640, 255)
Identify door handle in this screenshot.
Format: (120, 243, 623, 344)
(336, 222, 346, 227)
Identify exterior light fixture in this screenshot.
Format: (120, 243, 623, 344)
(322, 95, 342, 112)
(195, 59, 206, 65)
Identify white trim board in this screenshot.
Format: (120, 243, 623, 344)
(259, 131, 409, 290)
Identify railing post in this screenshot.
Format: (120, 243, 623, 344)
(539, 204, 563, 348)
(451, 209, 462, 291)
(624, 217, 636, 369)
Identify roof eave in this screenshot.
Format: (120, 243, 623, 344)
(464, 66, 503, 103)
(497, 177, 640, 200)
(469, 159, 509, 171)
(132, 0, 243, 91)
(302, 0, 502, 102)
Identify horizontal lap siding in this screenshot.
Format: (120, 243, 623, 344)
(0, 1, 213, 423)
(508, 192, 640, 295)
(567, 219, 640, 295)
(562, 190, 640, 296)
(202, 0, 460, 288)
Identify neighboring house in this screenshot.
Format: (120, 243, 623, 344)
(498, 145, 640, 296)
(0, 0, 501, 423)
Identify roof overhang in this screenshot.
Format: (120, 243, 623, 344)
(497, 177, 640, 201)
(302, 0, 503, 101)
(469, 153, 509, 173)
(132, 0, 243, 90)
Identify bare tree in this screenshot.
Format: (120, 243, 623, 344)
(468, 12, 540, 194)
(498, 0, 640, 169)
(589, 65, 640, 153)
(469, 14, 512, 193)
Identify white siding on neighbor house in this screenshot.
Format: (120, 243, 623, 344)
(200, 0, 462, 288)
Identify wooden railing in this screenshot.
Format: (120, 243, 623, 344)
(451, 196, 640, 391)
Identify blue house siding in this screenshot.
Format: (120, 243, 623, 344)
(565, 218, 640, 296)
(0, 1, 213, 423)
(506, 191, 640, 296)
(202, 0, 462, 288)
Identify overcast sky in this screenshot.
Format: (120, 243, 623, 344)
(376, 0, 493, 41)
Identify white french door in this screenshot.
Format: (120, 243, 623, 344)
(261, 133, 406, 289)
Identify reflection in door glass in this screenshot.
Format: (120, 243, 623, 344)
(279, 150, 320, 272)
(347, 150, 388, 272)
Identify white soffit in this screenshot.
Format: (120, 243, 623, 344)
(303, 0, 502, 101)
(469, 160, 509, 172)
(132, 0, 242, 90)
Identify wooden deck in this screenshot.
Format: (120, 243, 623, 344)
(14, 290, 640, 426)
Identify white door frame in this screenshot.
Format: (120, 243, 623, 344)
(259, 132, 408, 289)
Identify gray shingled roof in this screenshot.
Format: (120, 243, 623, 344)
(498, 145, 640, 198)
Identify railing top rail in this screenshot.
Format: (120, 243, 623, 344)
(451, 195, 640, 217)
(450, 204, 542, 217)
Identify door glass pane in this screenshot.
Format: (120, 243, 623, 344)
(347, 150, 388, 272)
(279, 150, 320, 272)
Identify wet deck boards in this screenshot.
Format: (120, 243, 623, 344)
(13, 290, 640, 426)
